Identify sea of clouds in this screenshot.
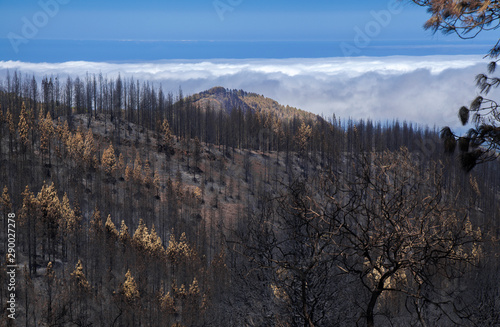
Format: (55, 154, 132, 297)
(0, 55, 493, 129)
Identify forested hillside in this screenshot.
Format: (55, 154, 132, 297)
(0, 71, 499, 327)
(188, 86, 314, 120)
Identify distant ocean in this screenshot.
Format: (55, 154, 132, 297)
(0, 38, 492, 128)
(0, 39, 491, 63)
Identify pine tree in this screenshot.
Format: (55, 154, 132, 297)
(1, 186, 12, 222)
(119, 220, 131, 244)
(39, 111, 54, 165)
(133, 218, 149, 250)
(69, 258, 92, 327)
(184, 277, 203, 325)
(160, 118, 174, 154)
(59, 193, 77, 233)
(83, 129, 97, 169)
(37, 182, 61, 261)
(143, 160, 153, 188)
(58, 193, 77, 260)
(133, 152, 143, 182)
(105, 214, 119, 239)
(105, 214, 118, 268)
(149, 225, 164, 256)
(18, 102, 30, 149)
(121, 270, 140, 304)
(296, 121, 312, 157)
(159, 289, 176, 315)
(89, 206, 103, 236)
(68, 128, 85, 164)
(19, 186, 39, 276)
(166, 232, 194, 267)
(71, 260, 91, 292)
(124, 164, 133, 182)
(1, 186, 12, 256)
(55, 120, 70, 158)
(408, 0, 500, 170)
(102, 144, 117, 178)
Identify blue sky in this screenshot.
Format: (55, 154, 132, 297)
(1, 0, 424, 41)
(0, 0, 495, 61)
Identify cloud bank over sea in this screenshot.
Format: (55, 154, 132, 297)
(0, 55, 491, 128)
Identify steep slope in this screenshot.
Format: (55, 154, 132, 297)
(1, 78, 499, 327)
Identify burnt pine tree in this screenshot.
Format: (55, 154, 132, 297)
(102, 144, 117, 179)
(333, 149, 482, 327)
(409, 0, 500, 170)
(233, 178, 343, 327)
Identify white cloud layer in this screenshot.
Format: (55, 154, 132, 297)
(0, 55, 493, 128)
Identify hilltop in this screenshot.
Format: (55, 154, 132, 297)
(187, 86, 317, 120)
